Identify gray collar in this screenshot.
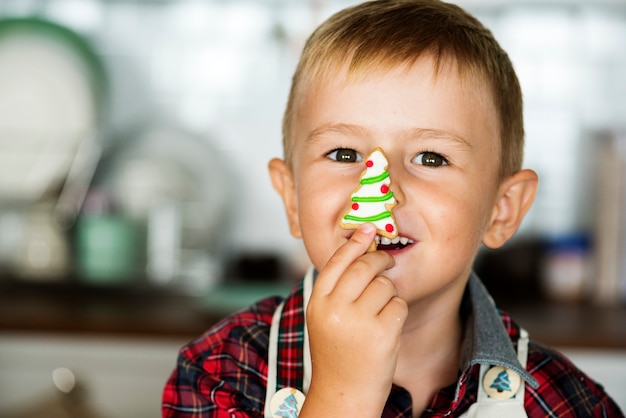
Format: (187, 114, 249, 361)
(460, 273, 539, 388)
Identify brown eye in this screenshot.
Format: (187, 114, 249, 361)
(414, 152, 448, 167)
(327, 148, 363, 163)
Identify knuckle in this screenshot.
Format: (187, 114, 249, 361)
(349, 256, 374, 275)
(391, 297, 408, 317)
(323, 253, 344, 271)
(372, 276, 396, 293)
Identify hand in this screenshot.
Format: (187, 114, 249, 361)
(300, 223, 408, 417)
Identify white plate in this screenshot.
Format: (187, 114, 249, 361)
(0, 18, 107, 203)
(98, 126, 234, 252)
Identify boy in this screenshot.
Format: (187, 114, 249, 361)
(163, 1, 624, 417)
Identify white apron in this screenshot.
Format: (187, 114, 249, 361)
(264, 268, 529, 418)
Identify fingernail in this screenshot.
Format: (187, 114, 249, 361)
(360, 223, 376, 234)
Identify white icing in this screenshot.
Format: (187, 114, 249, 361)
(341, 148, 398, 237)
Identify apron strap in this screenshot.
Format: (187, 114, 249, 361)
(302, 269, 313, 393)
(518, 328, 529, 368)
(264, 300, 286, 418)
(466, 328, 529, 418)
(476, 327, 529, 402)
(264, 267, 315, 418)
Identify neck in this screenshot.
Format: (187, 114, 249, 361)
(393, 283, 466, 415)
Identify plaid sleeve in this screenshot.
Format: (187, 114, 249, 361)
(525, 342, 625, 418)
(162, 296, 281, 418)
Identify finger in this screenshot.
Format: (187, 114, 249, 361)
(378, 296, 408, 328)
(355, 275, 398, 315)
(313, 223, 378, 295)
(331, 252, 395, 302)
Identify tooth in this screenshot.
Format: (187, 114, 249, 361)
(375, 235, 380, 244)
(400, 237, 408, 245)
(391, 237, 400, 244)
(381, 237, 392, 245)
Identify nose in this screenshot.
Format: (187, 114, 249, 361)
(386, 160, 405, 209)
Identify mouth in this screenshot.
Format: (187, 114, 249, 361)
(375, 234, 414, 251)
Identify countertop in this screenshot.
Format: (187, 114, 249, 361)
(1, 277, 625, 349)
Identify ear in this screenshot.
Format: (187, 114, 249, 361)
(268, 158, 302, 238)
(482, 169, 538, 249)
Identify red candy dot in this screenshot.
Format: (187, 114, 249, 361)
(385, 224, 395, 233)
(366, 160, 374, 168)
(380, 184, 389, 194)
(352, 203, 359, 210)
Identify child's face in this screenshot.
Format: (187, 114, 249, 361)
(279, 56, 504, 304)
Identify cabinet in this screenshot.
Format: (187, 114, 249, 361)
(0, 334, 186, 417)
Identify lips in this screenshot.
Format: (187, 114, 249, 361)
(375, 234, 414, 250)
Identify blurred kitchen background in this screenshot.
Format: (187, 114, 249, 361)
(0, 0, 625, 416)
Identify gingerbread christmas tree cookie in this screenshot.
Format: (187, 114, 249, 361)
(339, 147, 398, 252)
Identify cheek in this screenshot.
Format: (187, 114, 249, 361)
(297, 170, 355, 220)
(295, 171, 357, 267)
(433, 188, 490, 249)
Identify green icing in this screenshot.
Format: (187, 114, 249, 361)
(344, 211, 392, 223)
(360, 171, 389, 185)
(352, 192, 394, 203)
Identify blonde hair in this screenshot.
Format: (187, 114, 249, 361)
(282, 0, 524, 178)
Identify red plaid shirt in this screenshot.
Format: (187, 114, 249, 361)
(162, 274, 624, 417)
